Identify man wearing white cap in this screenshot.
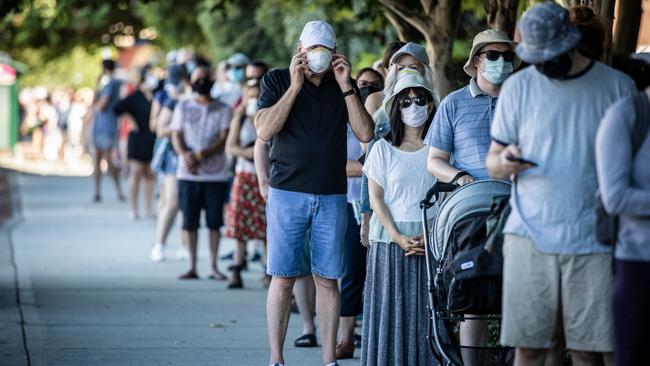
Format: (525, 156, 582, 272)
(255, 20, 373, 366)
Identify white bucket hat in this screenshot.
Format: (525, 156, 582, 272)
(463, 29, 520, 77)
(383, 69, 438, 118)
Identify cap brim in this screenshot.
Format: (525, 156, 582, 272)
(515, 29, 581, 64)
(383, 82, 435, 117)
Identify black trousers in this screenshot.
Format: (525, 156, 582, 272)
(613, 259, 650, 366)
(340, 203, 367, 317)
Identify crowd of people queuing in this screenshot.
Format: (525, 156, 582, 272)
(35, 1, 650, 365)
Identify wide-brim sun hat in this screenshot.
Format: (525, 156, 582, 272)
(389, 42, 429, 67)
(515, 2, 582, 64)
(463, 29, 521, 77)
(383, 69, 437, 117)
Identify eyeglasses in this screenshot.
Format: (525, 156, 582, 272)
(477, 50, 516, 62)
(398, 96, 428, 109)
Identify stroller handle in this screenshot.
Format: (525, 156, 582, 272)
(420, 182, 459, 208)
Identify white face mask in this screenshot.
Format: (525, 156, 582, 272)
(246, 97, 259, 116)
(144, 75, 159, 90)
(400, 103, 428, 127)
(306, 47, 332, 74)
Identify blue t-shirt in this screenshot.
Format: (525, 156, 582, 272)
(425, 78, 494, 181)
(491, 61, 636, 255)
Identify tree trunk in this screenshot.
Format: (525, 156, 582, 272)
(486, 0, 521, 38)
(378, 0, 462, 98)
(383, 8, 411, 42)
(613, 0, 643, 55)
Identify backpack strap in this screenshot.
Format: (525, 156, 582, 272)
(631, 92, 650, 156)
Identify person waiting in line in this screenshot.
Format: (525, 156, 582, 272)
(335, 66, 384, 360)
(114, 66, 158, 221)
(150, 65, 190, 262)
(596, 87, 650, 366)
(170, 66, 233, 281)
(256, 20, 373, 366)
(486, 3, 636, 365)
(90, 59, 126, 203)
(361, 71, 437, 366)
(359, 42, 432, 247)
(224, 75, 267, 289)
(425, 29, 520, 366)
(253, 136, 318, 347)
(211, 52, 251, 109)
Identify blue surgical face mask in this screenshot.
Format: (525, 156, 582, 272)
(481, 57, 513, 85)
(228, 68, 245, 83)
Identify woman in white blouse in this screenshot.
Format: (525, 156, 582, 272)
(360, 71, 438, 366)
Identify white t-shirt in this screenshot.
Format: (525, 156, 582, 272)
(362, 138, 437, 222)
(169, 98, 233, 182)
(235, 115, 257, 174)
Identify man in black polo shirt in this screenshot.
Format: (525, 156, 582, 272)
(255, 20, 373, 366)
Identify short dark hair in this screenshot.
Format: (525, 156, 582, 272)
(251, 61, 270, 75)
(356, 67, 384, 87)
(570, 6, 606, 61)
(382, 41, 406, 70)
(386, 87, 434, 147)
(102, 59, 116, 72)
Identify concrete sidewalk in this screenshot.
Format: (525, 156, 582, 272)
(2, 173, 360, 366)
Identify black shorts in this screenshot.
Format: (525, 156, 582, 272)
(178, 180, 229, 231)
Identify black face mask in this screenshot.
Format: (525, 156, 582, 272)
(535, 52, 573, 79)
(359, 85, 382, 104)
(191, 77, 214, 95)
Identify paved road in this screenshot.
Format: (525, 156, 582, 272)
(1, 173, 360, 366)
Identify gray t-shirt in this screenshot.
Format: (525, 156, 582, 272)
(596, 94, 650, 261)
(491, 61, 636, 255)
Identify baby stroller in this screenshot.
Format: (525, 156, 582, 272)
(420, 180, 514, 366)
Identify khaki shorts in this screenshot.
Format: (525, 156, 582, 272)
(500, 234, 614, 352)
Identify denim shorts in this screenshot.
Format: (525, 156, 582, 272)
(266, 187, 347, 279)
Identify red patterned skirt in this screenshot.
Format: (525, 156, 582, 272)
(225, 172, 266, 241)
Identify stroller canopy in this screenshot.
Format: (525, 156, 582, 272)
(431, 179, 511, 261)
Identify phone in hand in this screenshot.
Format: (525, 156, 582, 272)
(506, 155, 538, 167)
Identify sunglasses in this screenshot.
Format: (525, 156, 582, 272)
(477, 50, 516, 62)
(358, 80, 382, 89)
(398, 96, 428, 109)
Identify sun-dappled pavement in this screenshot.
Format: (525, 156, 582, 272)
(0, 173, 359, 366)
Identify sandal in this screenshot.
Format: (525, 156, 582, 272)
(178, 271, 199, 280)
(294, 333, 317, 348)
(208, 272, 228, 281)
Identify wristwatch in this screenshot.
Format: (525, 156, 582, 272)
(342, 89, 356, 98)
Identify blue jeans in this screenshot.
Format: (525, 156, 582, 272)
(266, 187, 347, 279)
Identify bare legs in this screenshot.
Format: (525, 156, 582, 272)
(93, 149, 124, 201)
(154, 175, 179, 245)
(267, 274, 339, 366)
(294, 275, 316, 336)
(128, 160, 155, 218)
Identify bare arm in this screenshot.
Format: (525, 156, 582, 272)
(346, 160, 363, 177)
(226, 110, 254, 160)
(427, 147, 475, 185)
(199, 129, 229, 159)
(156, 107, 174, 138)
(149, 99, 161, 132)
(254, 139, 271, 201)
(486, 141, 531, 180)
(255, 53, 307, 142)
(332, 53, 373, 143)
(368, 177, 423, 256)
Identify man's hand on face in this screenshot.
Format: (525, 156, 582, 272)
(331, 53, 352, 90)
(289, 52, 307, 90)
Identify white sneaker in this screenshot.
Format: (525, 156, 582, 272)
(175, 247, 188, 260)
(150, 243, 165, 262)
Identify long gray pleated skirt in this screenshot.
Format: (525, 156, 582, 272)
(360, 241, 436, 366)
